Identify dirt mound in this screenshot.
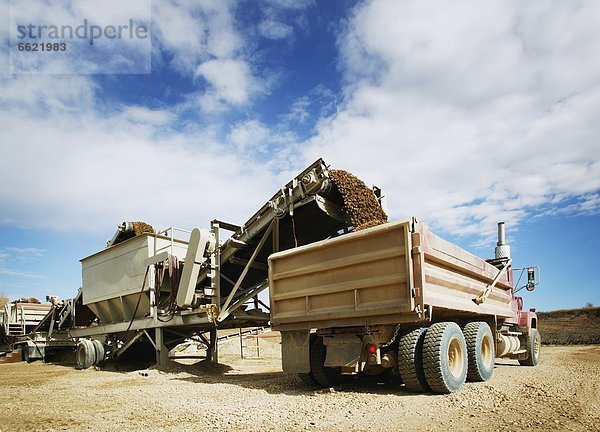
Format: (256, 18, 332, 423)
(329, 169, 387, 231)
(538, 307, 600, 344)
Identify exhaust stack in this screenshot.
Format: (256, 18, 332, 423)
(494, 222, 511, 260)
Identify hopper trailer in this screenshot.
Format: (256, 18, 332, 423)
(269, 218, 540, 393)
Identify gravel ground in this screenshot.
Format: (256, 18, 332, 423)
(0, 344, 598, 432)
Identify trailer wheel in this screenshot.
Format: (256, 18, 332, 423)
(76, 339, 95, 369)
(423, 322, 467, 393)
(91, 340, 105, 366)
(397, 327, 429, 392)
(310, 335, 352, 388)
(464, 322, 495, 382)
(519, 329, 541, 366)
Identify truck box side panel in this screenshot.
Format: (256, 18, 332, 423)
(269, 221, 416, 330)
(417, 224, 517, 319)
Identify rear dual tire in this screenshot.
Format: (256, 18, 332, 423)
(398, 328, 429, 392)
(422, 322, 468, 394)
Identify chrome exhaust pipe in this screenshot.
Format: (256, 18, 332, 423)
(495, 222, 511, 260)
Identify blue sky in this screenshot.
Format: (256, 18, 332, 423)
(0, 0, 598, 312)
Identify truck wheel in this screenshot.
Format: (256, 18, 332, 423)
(423, 322, 467, 393)
(519, 329, 541, 366)
(397, 327, 429, 392)
(310, 335, 352, 387)
(463, 322, 494, 382)
(76, 339, 95, 369)
(298, 334, 319, 387)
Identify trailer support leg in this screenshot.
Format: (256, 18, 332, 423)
(155, 327, 169, 368)
(208, 328, 218, 363)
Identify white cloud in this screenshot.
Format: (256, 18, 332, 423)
(196, 58, 254, 106)
(258, 19, 293, 40)
(152, 0, 229, 73)
(284, 96, 311, 123)
(2, 0, 598, 248)
(0, 246, 45, 280)
(152, 0, 244, 73)
(303, 0, 600, 240)
(228, 120, 271, 153)
(533, 193, 600, 219)
(261, 0, 313, 10)
(5, 248, 46, 259)
(0, 74, 281, 233)
(227, 119, 297, 155)
(122, 106, 174, 125)
(1, 74, 96, 114)
(0, 268, 42, 279)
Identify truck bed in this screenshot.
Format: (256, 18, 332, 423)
(268, 219, 517, 331)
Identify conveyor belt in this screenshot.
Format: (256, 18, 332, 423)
(197, 159, 354, 320)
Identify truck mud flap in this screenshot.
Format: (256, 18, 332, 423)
(323, 334, 362, 368)
(281, 331, 311, 373)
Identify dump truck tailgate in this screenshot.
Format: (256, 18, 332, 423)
(269, 220, 418, 331)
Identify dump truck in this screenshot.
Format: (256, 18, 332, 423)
(269, 218, 540, 393)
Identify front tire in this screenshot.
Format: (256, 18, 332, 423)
(422, 322, 467, 393)
(519, 329, 541, 366)
(464, 322, 495, 382)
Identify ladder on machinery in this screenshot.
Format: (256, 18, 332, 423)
(239, 327, 263, 359)
(7, 323, 24, 336)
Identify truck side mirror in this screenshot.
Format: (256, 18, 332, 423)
(526, 267, 535, 291)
